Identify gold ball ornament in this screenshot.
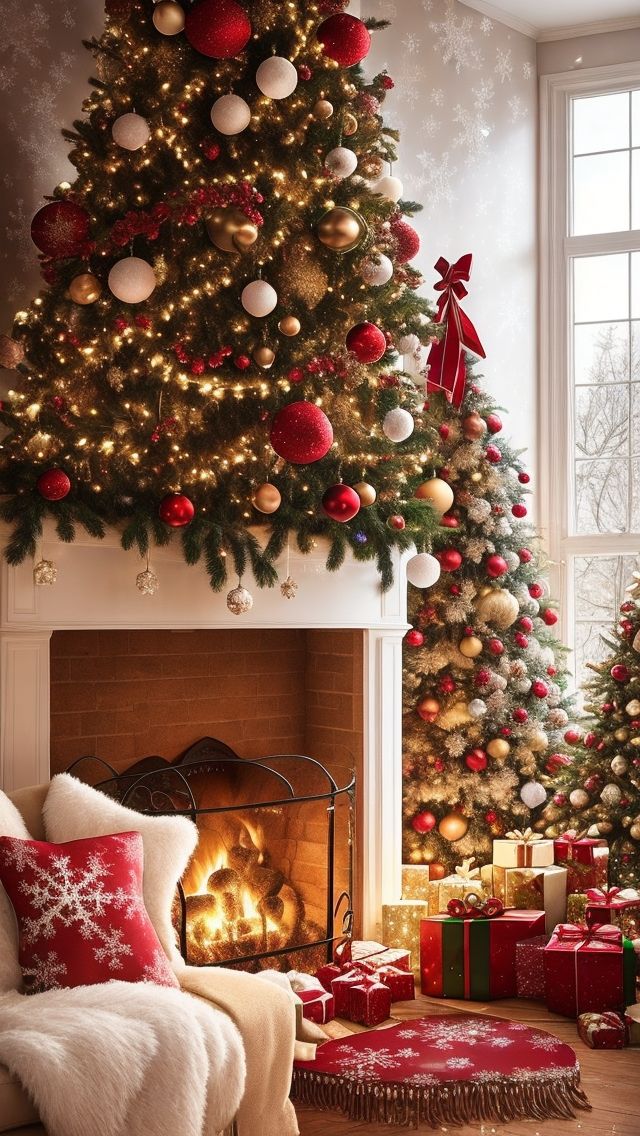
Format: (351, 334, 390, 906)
(470, 471, 483, 483)
(414, 477, 454, 515)
(313, 99, 334, 120)
(278, 315, 301, 337)
(205, 207, 259, 254)
(408, 849, 422, 864)
(626, 699, 640, 717)
(631, 736, 640, 747)
(227, 585, 253, 615)
(474, 586, 520, 629)
(152, 0, 185, 35)
(69, 272, 102, 305)
(487, 738, 510, 759)
(462, 411, 486, 441)
(252, 483, 281, 514)
(527, 728, 549, 753)
(253, 346, 276, 370)
(630, 824, 640, 840)
(343, 112, 358, 136)
(353, 481, 376, 507)
(316, 206, 367, 253)
(615, 728, 630, 742)
(438, 813, 469, 842)
(459, 635, 483, 658)
(0, 334, 25, 369)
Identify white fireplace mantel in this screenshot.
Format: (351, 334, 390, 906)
(0, 521, 410, 936)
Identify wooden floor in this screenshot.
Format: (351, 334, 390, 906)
(295, 994, 639, 1136)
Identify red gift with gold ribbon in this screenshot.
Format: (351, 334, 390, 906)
(543, 922, 636, 1018)
(420, 908, 545, 1000)
(553, 831, 609, 894)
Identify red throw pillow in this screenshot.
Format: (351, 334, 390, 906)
(0, 831, 178, 993)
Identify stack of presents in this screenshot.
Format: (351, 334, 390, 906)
(296, 828, 639, 1046)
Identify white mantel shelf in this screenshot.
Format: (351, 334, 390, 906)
(0, 521, 411, 938)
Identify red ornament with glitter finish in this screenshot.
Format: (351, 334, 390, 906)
(184, 0, 251, 58)
(269, 402, 333, 464)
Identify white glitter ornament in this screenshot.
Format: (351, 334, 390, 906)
(108, 257, 156, 303)
(112, 113, 151, 151)
(569, 788, 590, 809)
(241, 279, 278, 317)
(520, 781, 547, 808)
(211, 94, 251, 135)
(626, 699, 640, 717)
(360, 253, 393, 286)
(611, 755, 629, 776)
(600, 783, 622, 807)
(406, 553, 440, 589)
(373, 174, 403, 202)
(227, 585, 253, 614)
(136, 568, 159, 595)
(255, 56, 298, 99)
(383, 407, 414, 442)
(280, 575, 298, 599)
(468, 698, 487, 717)
(33, 559, 57, 586)
(325, 147, 358, 179)
(396, 332, 420, 355)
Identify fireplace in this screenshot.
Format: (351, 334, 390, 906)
(70, 736, 354, 971)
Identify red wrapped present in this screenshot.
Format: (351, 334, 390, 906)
(376, 964, 415, 1002)
(348, 975, 392, 1026)
(331, 969, 366, 1017)
(420, 909, 545, 1000)
(336, 939, 411, 972)
(298, 986, 335, 1024)
(577, 1011, 627, 1049)
(315, 962, 342, 992)
(553, 831, 609, 894)
(516, 934, 547, 1000)
(544, 923, 637, 1018)
(584, 887, 640, 942)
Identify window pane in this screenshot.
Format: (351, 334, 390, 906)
(573, 151, 629, 235)
(573, 92, 629, 155)
(575, 384, 629, 458)
(573, 554, 640, 688)
(633, 89, 640, 147)
(575, 458, 628, 533)
(632, 251, 640, 319)
(574, 254, 628, 323)
(632, 459, 640, 529)
(574, 322, 629, 384)
(632, 321, 640, 381)
(633, 149, 640, 229)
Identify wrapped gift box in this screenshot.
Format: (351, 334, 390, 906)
(577, 1011, 627, 1049)
(345, 940, 411, 973)
(298, 986, 335, 1024)
(420, 909, 545, 1000)
(331, 969, 365, 1017)
(515, 934, 547, 1000)
(584, 887, 640, 943)
(402, 864, 441, 901)
(426, 857, 491, 916)
(315, 962, 342, 992)
(382, 901, 426, 979)
(624, 1003, 640, 1045)
(544, 923, 636, 1018)
(480, 863, 567, 934)
(376, 964, 415, 1002)
(493, 829, 554, 869)
(348, 976, 392, 1027)
(553, 832, 609, 894)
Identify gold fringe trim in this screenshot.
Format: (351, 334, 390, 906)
(291, 1067, 591, 1128)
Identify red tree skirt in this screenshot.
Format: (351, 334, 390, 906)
(291, 1015, 591, 1128)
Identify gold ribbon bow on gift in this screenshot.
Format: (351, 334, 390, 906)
(454, 857, 480, 881)
(505, 828, 543, 843)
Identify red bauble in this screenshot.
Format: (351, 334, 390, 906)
(439, 424, 450, 439)
(322, 483, 361, 522)
(405, 629, 424, 647)
(297, 64, 312, 80)
(514, 632, 529, 648)
(620, 600, 634, 613)
(31, 201, 90, 258)
(485, 444, 502, 463)
(475, 668, 490, 685)
(611, 664, 630, 683)
(345, 321, 387, 363)
(387, 514, 406, 531)
(553, 792, 567, 806)
(391, 220, 421, 264)
(159, 493, 195, 527)
(531, 680, 549, 698)
(547, 665, 557, 676)
(518, 471, 530, 484)
(465, 748, 487, 772)
(485, 554, 508, 578)
(488, 638, 504, 655)
(486, 413, 502, 434)
(449, 584, 461, 595)
(564, 728, 581, 744)
(437, 548, 462, 572)
(270, 401, 333, 464)
(513, 707, 528, 723)
(234, 355, 251, 369)
(518, 548, 532, 563)
(542, 608, 558, 626)
(512, 503, 527, 518)
(316, 13, 371, 67)
(433, 758, 445, 772)
(440, 513, 459, 528)
(411, 810, 436, 834)
(519, 616, 533, 632)
(528, 582, 544, 599)
(620, 619, 634, 636)
(438, 675, 456, 694)
(184, 0, 251, 58)
(500, 727, 512, 737)
(201, 138, 221, 160)
(583, 732, 598, 748)
(36, 468, 71, 501)
(485, 810, 498, 823)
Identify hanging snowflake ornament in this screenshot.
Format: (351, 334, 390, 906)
(227, 584, 253, 615)
(136, 567, 159, 595)
(280, 575, 298, 600)
(33, 559, 57, 586)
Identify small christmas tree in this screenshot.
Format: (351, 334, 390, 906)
(402, 368, 574, 877)
(540, 572, 640, 890)
(0, 0, 440, 596)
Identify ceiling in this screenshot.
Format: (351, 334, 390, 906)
(463, 0, 640, 38)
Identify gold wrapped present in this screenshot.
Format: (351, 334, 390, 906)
(402, 865, 439, 901)
(427, 858, 491, 916)
(480, 863, 567, 934)
(493, 828, 554, 869)
(382, 901, 427, 979)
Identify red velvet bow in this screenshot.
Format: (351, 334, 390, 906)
(556, 922, 621, 946)
(556, 829, 588, 844)
(426, 253, 485, 407)
(585, 887, 621, 904)
(446, 895, 504, 919)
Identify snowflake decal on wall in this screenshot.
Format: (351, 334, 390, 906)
(430, 1, 483, 73)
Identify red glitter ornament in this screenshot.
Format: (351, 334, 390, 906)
(316, 13, 371, 67)
(488, 638, 504, 656)
(475, 669, 490, 685)
(433, 758, 445, 772)
(297, 64, 312, 80)
(36, 468, 71, 501)
(485, 810, 498, 823)
(288, 367, 304, 383)
(405, 629, 424, 647)
(449, 584, 461, 595)
(542, 609, 558, 626)
(439, 424, 450, 439)
(438, 674, 456, 694)
(583, 732, 598, 748)
(513, 708, 528, 723)
(391, 219, 421, 264)
(532, 680, 549, 698)
(346, 321, 387, 363)
(321, 484, 361, 522)
(518, 548, 532, 563)
(547, 665, 557, 676)
(270, 401, 333, 464)
(519, 616, 533, 632)
(518, 471, 530, 484)
(611, 664, 630, 683)
(436, 548, 462, 572)
(381, 74, 394, 90)
(465, 748, 487, 772)
(553, 792, 567, 806)
(512, 503, 527, 518)
(485, 444, 502, 463)
(485, 413, 502, 433)
(234, 355, 251, 369)
(411, 810, 436, 834)
(31, 201, 90, 258)
(184, 0, 251, 58)
(485, 554, 508, 578)
(387, 514, 406, 531)
(514, 632, 529, 649)
(201, 138, 221, 160)
(529, 582, 544, 599)
(500, 727, 512, 737)
(159, 493, 195, 527)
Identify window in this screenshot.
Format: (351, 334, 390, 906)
(540, 67, 640, 690)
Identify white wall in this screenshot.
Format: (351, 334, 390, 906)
(538, 27, 640, 75)
(365, 0, 538, 466)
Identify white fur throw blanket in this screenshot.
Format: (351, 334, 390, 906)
(0, 980, 245, 1136)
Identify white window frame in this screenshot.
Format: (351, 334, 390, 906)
(539, 61, 640, 683)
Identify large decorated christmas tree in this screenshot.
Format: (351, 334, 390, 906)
(402, 363, 575, 877)
(0, 0, 441, 598)
(539, 572, 640, 890)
